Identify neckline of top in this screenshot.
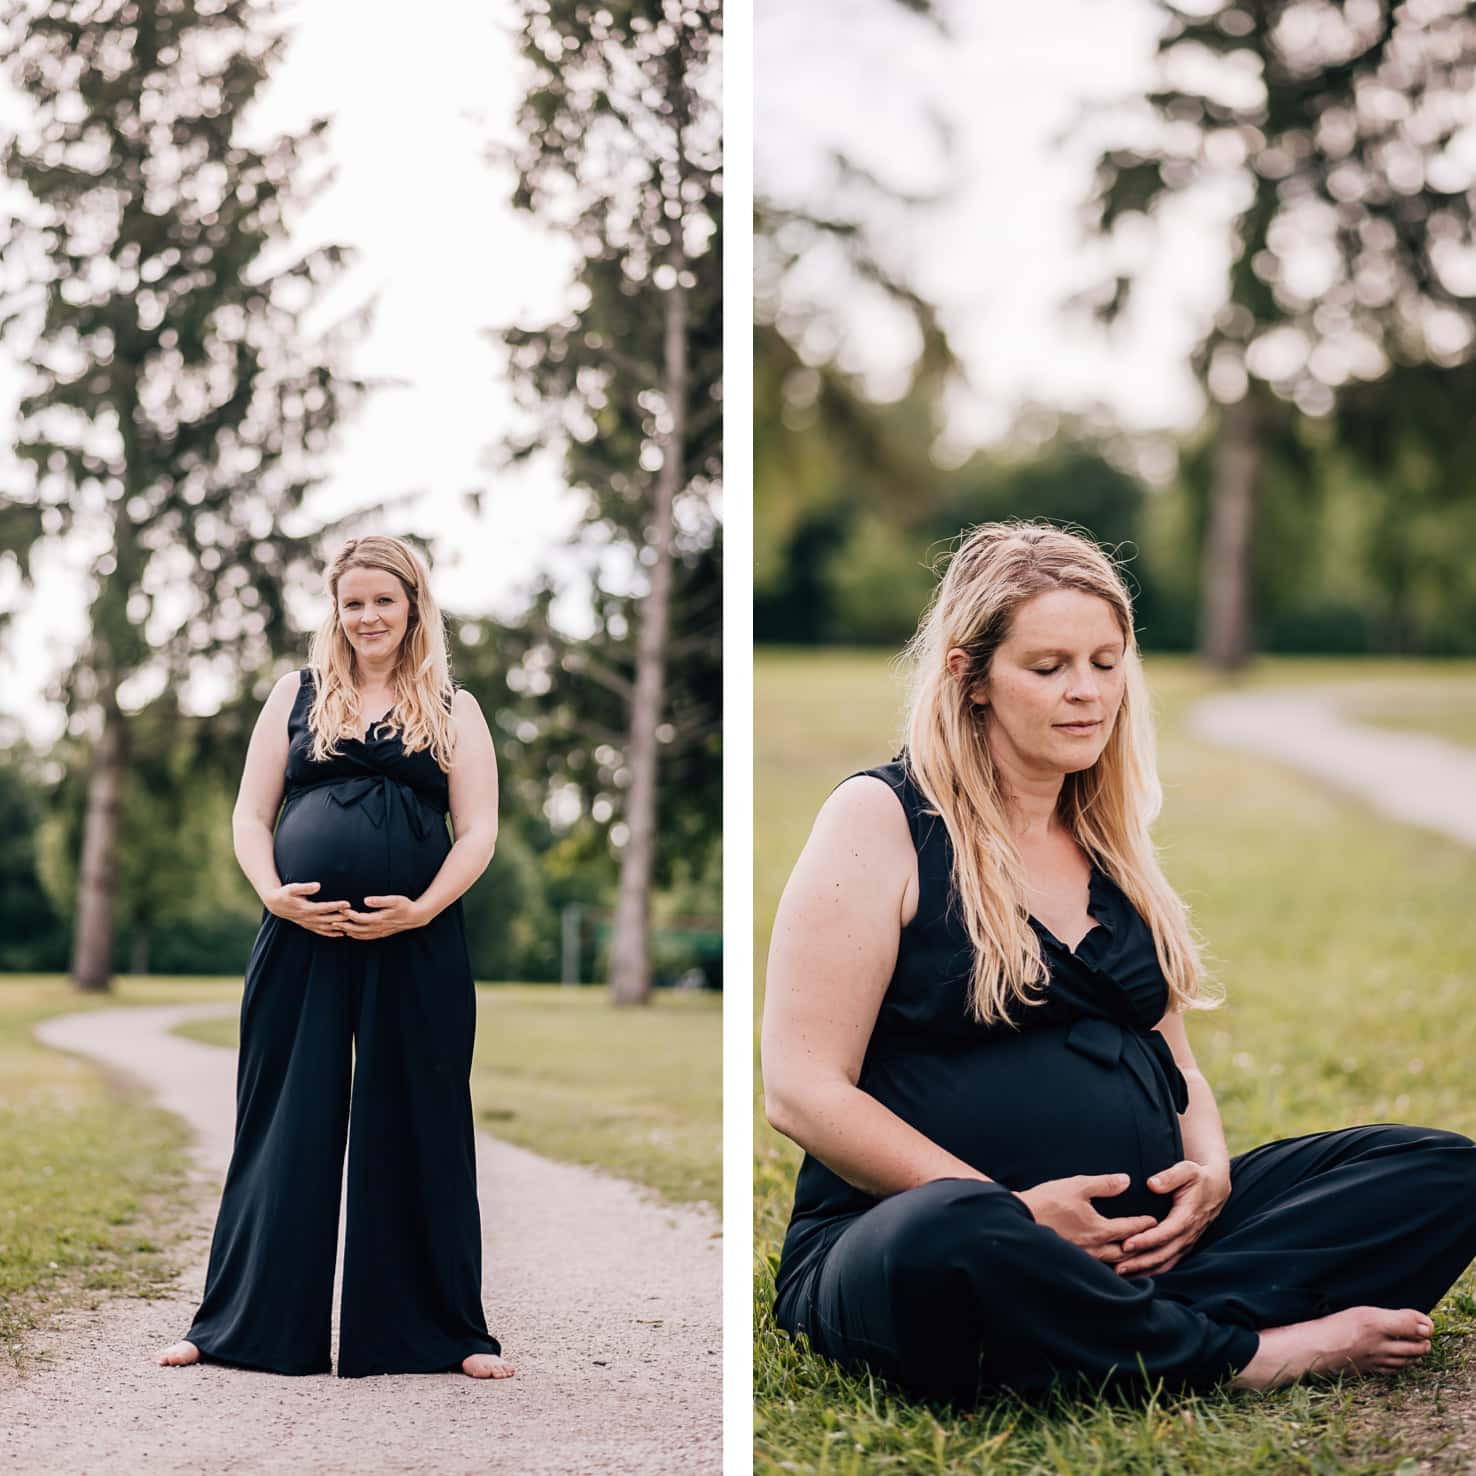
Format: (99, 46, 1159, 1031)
(298, 668, 396, 743)
(347, 707, 397, 745)
(1028, 864, 1115, 959)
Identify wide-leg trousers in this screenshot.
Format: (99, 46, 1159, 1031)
(780, 1124, 1476, 1403)
(184, 909, 502, 1377)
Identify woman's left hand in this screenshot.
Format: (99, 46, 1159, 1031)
(1114, 1159, 1230, 1277)
(336, 895, 429, 940)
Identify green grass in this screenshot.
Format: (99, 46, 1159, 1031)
(176, 983, 723, 1209)
(1340, 678, 1476, 753)
(0, 975, 241, 1369)
(754, 652, 1476, 1474)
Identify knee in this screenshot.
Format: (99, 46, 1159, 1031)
(1381, 1124, 1476, 1198)
(880, 1179, 1030, 1292)
(1422, 1127, 1476, 1195)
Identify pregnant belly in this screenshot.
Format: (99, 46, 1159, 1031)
(861, 1026, 1184, 1222)
(273, 783, 449, 911)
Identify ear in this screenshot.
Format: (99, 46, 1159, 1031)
(945, 646, 988, 707)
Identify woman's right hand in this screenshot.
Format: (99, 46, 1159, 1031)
(266, 880, 351, 936)
(1016, 1173, 1159, 1265)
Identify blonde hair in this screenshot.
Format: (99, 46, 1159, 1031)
(304, 535, 458, 771)
(900, 520, 1212, 1025)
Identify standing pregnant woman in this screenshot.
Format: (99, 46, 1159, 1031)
(762, 521, 1476, 1402)
(156, 534, 513, 1380)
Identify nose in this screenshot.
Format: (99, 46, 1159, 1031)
(1064, 663, 1102, 702)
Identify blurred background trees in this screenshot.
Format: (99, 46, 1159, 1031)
(756, 0, 1476, 662)
(0, 0, 723, 994)
(0, 0, 370, 989)
(498, 0, 723, 1005)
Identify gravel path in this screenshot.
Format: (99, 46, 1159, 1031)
(1185, 685, 1476, 848)
(0, 1002, 721, 1475)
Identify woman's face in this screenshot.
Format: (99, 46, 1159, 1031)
(336, 566, 412, 667)
(959, 587, 1127, 777)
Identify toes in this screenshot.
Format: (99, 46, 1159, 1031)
(1379, 1308, 1434, 1338)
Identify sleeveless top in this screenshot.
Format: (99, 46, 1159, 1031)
(279, 666, 456, 830)
(772, 759, 1190, 1320)
(267, 669, 463, 923)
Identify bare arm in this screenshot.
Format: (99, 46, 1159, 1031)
(1157, 1009, 1232, 1189)
(409, 688, 499, 925)
(231, 670, 302, 904)
(760, 776, 994, 1199)
(762, 775, 1159, 1262)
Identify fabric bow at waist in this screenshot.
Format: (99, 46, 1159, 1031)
(293, 773, 440, 842)
(1064, 1016, 1190, 1114)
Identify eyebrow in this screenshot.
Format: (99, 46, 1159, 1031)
(1020, 645, 1123, 659)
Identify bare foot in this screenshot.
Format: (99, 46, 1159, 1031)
(462, 1351, 514, 1379)
(156, 1340, 201, 1367)
(1232, 1307, 1434, 1390)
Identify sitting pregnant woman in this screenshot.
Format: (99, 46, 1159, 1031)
(762, 521, 1476, 1402)
(157, 534, 513, 1380)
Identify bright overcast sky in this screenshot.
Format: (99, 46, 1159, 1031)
(757, 0, 1237, 450)
(1, 0, 589, 745)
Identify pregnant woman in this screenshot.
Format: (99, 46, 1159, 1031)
(762, 521, 1476, 1402)
(156, 535, 513, 1380)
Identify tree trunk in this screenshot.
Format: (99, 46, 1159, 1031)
(608, 272, 687, 1007)
(70, 702, 127, 992)
(1198, 391, 1263, 671)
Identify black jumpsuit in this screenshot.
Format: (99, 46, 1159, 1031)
(185, 667, 502, 1377)
(772, 761, 1476, 1404)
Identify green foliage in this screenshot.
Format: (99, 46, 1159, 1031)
(0, 762, 67, 970)
(756, 3, 1476, 661)
(497, 0, 721, 558)
(0, 0, 371, 683)
(494, 0, 723, 992)
(1081, 1, 1476, 658)
(1085, 3, 1476, 413)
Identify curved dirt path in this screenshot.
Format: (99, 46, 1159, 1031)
(1185, 685, 1476, 849)
(0, 1001, 721, 1475)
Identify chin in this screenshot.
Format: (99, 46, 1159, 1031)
(1053, 739, 1106, 772)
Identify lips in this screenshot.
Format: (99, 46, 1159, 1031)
(1055, 720, 1100, 733)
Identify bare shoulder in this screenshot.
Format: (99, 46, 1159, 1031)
(810, 772, 912, 856)
(450, 685, 488, 728)
(258, 668, 305, 726)
(449, 688, 495, 759)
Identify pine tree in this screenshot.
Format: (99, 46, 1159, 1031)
(1083, 0, 1476, 668)
(1, 0, 367, 989)
(499, 0, 722, 1005)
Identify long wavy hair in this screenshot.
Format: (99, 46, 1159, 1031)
(900, 521, 1213, 1025)
(304, 536, 458, 772)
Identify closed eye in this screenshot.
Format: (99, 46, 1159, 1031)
(1033, 663, 1118, 675)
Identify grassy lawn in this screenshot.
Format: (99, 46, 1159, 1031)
(1338, 676, 1476, 752)
(0, 975, 240, 1368)
(176, 983, 723, 1209)
(754, 651, 1476, 1474)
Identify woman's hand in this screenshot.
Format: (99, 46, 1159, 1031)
(266, 881, 352, 937)
(336, 894, 429, 940)
(1114, 1159, 1230, 1277)
(1016, 1173, 1159, 1266)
